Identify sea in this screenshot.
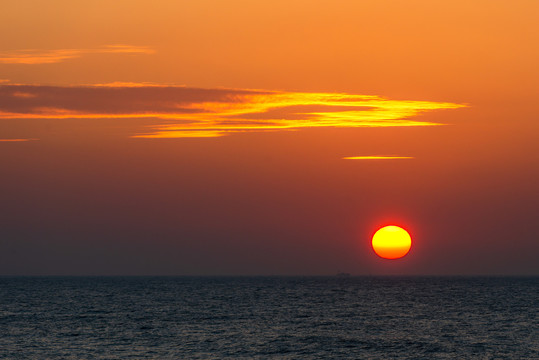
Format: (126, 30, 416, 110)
(0, 276, 537, 359)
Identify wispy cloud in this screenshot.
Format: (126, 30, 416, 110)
(343, 156, 414, 160)
(0, 84, 466, 138)
(0, 45, 154, 64)
(0, 138, 38, 142)
(89, 81, 171, 88)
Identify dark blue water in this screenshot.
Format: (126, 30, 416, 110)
(0, 277, 537, 359)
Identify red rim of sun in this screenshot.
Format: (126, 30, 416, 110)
(371, 225, 412, 259)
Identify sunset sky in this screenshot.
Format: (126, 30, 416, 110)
(1, 0, 538, 275)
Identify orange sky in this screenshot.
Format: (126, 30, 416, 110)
(0, 1, 537, 275)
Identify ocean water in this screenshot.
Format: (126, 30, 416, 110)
(0, 277, 537, 359)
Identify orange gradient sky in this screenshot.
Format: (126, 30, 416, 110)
(0, 0, 538, 275)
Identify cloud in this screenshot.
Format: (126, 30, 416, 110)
(89, 81, 171, 88)
(0, 45, 154, 64)
(0, 84, 466, 138)
(0, 138, 38, 142)
(342, 156, 414, 160)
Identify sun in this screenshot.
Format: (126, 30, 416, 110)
(372, 225, 412, 259)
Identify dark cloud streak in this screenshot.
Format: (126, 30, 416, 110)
(0, 84, 266, 115)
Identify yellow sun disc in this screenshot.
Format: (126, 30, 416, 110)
(371, 225, 412, 259)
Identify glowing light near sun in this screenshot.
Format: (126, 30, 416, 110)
(372, 225, 412, 259)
